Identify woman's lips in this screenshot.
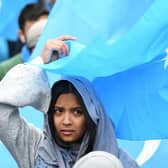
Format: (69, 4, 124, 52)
(60, 130, 74, 135)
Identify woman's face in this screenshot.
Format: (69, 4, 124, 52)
(53, 93, 86, 143)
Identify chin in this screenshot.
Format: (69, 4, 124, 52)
(62, 138, 76, 143)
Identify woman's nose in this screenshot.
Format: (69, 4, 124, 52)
(62, 113, 72, 125)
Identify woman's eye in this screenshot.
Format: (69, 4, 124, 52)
(73, 109, 83, 116)
(54, 108, 62, 114)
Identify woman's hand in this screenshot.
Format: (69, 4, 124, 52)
(41, 35, 76, 64)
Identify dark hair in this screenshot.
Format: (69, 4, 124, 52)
(18, 3, 49, 30)
(47, 80, 96, 153)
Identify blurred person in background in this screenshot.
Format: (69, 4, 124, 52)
(0, 15, 76, 80)
(0, 3, 49, 80)
(7, 2, 49, 58)
(17, 3, 49, 62)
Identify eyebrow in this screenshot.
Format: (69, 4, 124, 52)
(54, 106, 83, 110)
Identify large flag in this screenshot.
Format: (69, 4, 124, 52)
(32, 0, 168, 78)
(93, 53, 168, 140)
(31, 0, 154, 58)
(31, 0, 168, 140)
(0, 0, 37, 40)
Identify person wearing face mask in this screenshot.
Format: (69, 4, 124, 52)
(0, 3, 76, 80)
(0, 63, 140, 168)
(26, 18, 76, 65)
(0, 3, 49, 80)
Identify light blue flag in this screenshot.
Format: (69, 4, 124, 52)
(31, 0, 168, 140)
(33, 0, 168, 79)
(31, 0, 154, 59)
(0, 0, 37, 40)
(93, 53, 168, 140)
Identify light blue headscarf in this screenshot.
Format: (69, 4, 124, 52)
(35, 75, 139, 168)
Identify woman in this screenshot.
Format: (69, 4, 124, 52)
(0, 64, 139, 168)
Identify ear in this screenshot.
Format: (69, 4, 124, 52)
(18, 30, 26, 43)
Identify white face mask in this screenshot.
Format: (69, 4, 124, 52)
(20, 35, 26, 43)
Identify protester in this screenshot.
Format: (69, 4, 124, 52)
(0, 8, 76, 80)
(17, 3, 48, 47)
(0, 3, 49, 80)
(26, 18, 76, 64)
(0, 63, 139, 168)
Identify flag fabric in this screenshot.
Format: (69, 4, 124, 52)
(93, 53, 168, 140)
(32, 0, 168, 78)
(31, 0, 154, 58)
(31, 0, 168, 140)
(0, 0, 37, 40)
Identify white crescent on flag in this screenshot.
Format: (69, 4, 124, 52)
(136, 140, 161, 166)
